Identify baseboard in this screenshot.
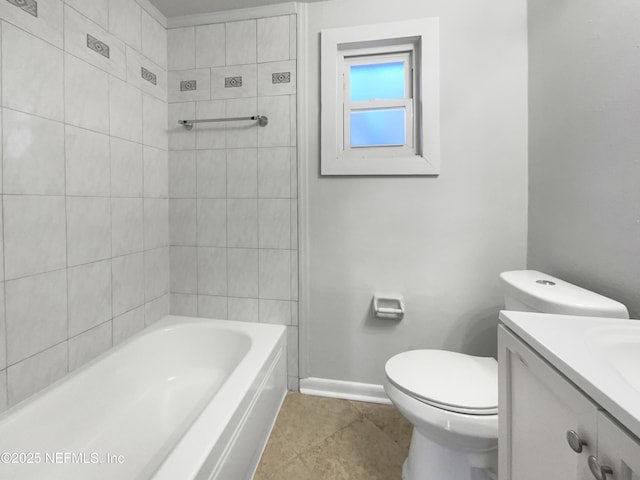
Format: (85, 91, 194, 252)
(299, 377, 392, 405)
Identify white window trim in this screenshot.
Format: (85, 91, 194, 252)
(321, 18, 440, 176)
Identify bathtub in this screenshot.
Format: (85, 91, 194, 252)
(0, 315, 287, 480)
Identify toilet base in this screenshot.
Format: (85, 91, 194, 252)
(402, 427, 497, 480)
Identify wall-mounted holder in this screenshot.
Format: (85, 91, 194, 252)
(372, 296, 405, 320)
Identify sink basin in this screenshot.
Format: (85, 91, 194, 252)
(587, 324, 640, 393)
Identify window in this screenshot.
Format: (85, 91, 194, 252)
(321, 18, 440, 176)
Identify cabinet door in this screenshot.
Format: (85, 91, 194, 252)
(499, 326, 598, 480)
(595, 412, 640, 480)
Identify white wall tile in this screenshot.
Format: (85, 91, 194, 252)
(111, 198, 144, 256)
(109, 76, 142, 142)
(65, 0, 108, 30)
(143, 93, 168, 149)
(168, 27, 195, 71)
(197, 247, 226, 296)
(68, 260, 112, 336)
(141, 10, 167, 69)
(196, 149, 226, 198)
(65, 125, 110, 196)
(211, 64, 257, 100)
(195, 23, 225, 68)
(2, 23, 63, 121)
(64, 53, 109, 134)
(0, 288, 5, 370)
(66, 197, 111, 267)
(257, 16, 289, 63)
(289, 14, 297, 60)
(258, 147, 290, 198)
(169, 199, 196, 246)
(168, 102, 196, 150)
(3, 109, 65, 195)
(7, 342, 67, 407)
(227, 297, 258, 322)
(143, 145, 168, 197)
(227, 248, 258, 298)
(226, 148, 257, 198)
(3, 195, 66, 279)
(289, 95, 297, 147)
(145, 294, 168, 325)
(0, 0, 63, 47)
(259, 299, 291, 325)
(197, 199, 226, 246)
(170, 293, 197, 316)
(5, 269, 67, 364)
(227, 199, 258, 248)
(169, 150, 196, 198)
(69, 321, 112, 371)
(64, 5, 126, 81)
(170, 246, 197, 294)
(0, 371, 7, 413)
(226, 20, 256, 66)
(126, 46, 167, 102)
(258, 95, 291, 147)
(112, 252, 144, 316)
(259, 199, 291, 249)
(226, 97, 258, 148)
(195, 100, 226, 150)
(169, 68, 211, 103)
(110, 137, 143, 197)
(197, 295, 227, 319)
(259, 249, 291, 300)
(113, 305, 145, 345)
(257, 60, 296, 96)
(143, 198, 168, 249)
(144, 247, 169, 300)
(109, 0, 141, 50)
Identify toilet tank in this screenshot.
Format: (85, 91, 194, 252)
(500, 270, 629, 319)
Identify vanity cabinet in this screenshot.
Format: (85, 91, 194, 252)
(498, 325, 640, 480)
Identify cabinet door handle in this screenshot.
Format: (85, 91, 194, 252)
(566, 430, 588, 453)
(588, 455, 613, 480)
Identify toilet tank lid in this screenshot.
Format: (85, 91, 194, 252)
(500, 270, 629, 319)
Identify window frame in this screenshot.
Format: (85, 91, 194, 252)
(342, 48, 415, 156)
(320, 18, 440, 176)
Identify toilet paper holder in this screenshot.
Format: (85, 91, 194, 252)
(372, 296, 405, 319)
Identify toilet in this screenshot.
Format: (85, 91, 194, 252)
(383, 270, 629, 480)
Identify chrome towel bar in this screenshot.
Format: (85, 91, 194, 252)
(178, 115, 269, 129)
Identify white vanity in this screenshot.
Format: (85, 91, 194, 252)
(498, 311, 640, 480)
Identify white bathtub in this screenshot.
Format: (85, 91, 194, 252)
(0, 315, 287, 480)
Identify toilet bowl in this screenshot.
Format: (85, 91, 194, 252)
(384, 350, 498, 480)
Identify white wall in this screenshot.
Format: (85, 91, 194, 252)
(302, 0, 528, 384)
(527, 0, 640, 318)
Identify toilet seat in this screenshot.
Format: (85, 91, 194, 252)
(385, 350, 498, 415)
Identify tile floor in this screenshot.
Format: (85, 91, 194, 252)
(255, 392, 413, 479)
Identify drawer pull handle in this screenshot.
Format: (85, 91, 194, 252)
(566, 430, 588, 453)
(588, 455, 613, 480)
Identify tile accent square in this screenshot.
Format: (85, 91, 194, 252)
(213, 65, 257, 99)
(272, 72, 290, 83)
(87, 33, 110, 58)
(141, 67, 157, 85)
(225, 76, 242, 88)
(181, 80, 196, 91)
(7, 0, 38, 17)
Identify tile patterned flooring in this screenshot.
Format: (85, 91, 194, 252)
(255, 393, 413, 480)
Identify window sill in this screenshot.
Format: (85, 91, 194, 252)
(320, 154, 440, 176)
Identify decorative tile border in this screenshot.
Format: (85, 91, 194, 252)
(6, 0, 37, 17)
(87, 34, 110, 59)
(141, 67, 157, 86)
(225, 76, 243, 88)
(272, 72, 291, 84)
(180, 80, 197, 91)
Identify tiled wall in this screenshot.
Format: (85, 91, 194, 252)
(0, 0, 169, 411)
(166, 15, 299, 390)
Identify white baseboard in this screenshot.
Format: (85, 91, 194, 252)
(299, 377, 392, 405)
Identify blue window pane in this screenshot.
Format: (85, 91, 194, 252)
(350, 109, 405, 147)
(350, 62, 405, 101)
